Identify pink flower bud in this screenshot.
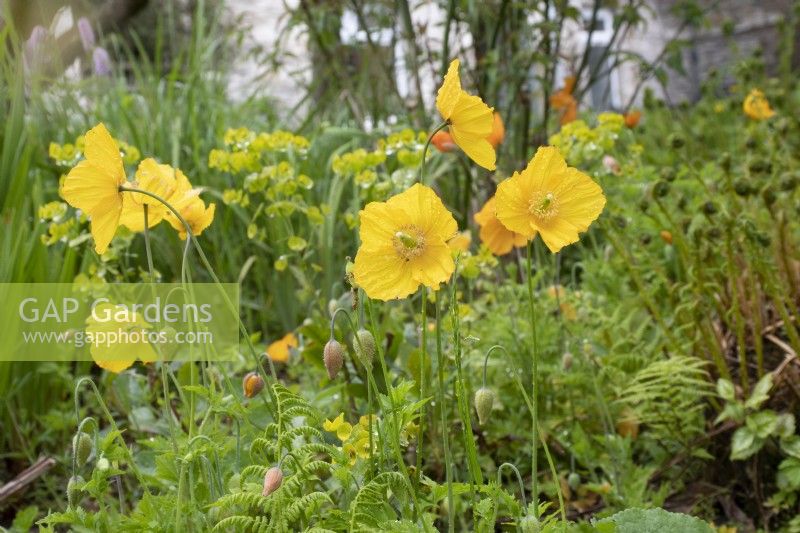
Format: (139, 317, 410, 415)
(262, 466, 283, 497)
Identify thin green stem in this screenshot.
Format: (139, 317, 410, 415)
(416, 287, 428, 486)
(435, 294, 454, 533)
(525, 241, 540, 518)
(417, 122, 449, 186)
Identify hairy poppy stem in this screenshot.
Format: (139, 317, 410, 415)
(525, 241, 540, 519)
(417, 121, 449, 185)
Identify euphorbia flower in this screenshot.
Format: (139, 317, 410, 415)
(495, 146, 605, 253)
(353, 183, 458, 300)
(474, 196, 527, 256)
(61, 123, 126, 254)
(743, 89, 775, 120)
(436, 59, 496, 170)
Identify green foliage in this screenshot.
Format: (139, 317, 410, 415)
(596, 507, 714, 533)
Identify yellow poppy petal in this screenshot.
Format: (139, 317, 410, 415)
(450, 130, 496, 171)
(83, 123, 125, 186)
(386, 183, 457, 241)
(436, 59, 462, 120)
(495, 171, 538, 238)
(130, 158, 178, 206)
(89, 208, 122, 254)
(62, 160, 123, 215)
(353, 246, 419, 301)
(409, 241, 455, 289)
(118, 193, 165, 232)
(449, 93, 493, 137)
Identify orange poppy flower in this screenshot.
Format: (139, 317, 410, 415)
(550, 76, 578, 125)
(431, 130, 457, 153)
(474, 196, 527, 256)
(432, 112, 505, 153)
(624, 110, 641, 128)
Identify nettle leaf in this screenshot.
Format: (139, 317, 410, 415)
(596, 507, 714, 532)
(715, 402, 745, 424)
(745, 374, 773, 409)
(716, 379, 735, 401)
(776, 413, 796, 439)
(730, 426, 763, 460)
(746, 410, 780, 439)
(777, 458, 800, 491)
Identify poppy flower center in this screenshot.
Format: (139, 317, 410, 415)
(528, 191, 558, 222)
(393, 226, 426, 261)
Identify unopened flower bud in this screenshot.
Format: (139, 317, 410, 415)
(242, 371, 265, 398)
(561, 351, 573, 371)
(519, 514, 541, 533)
(733, 179, 752, 196)
(567, 472, 581, 490)
(73, 432, 93, 466)
(67, 475, 84, 508)
(354, 329, 376, 369)
(762, 188, 776, 206)
(323, 339, 344, 380)
(659, 230, 673, 245)
(262, 466, 283, 497)
(474, 387, 495, 426)
(96, 457, 110, 471)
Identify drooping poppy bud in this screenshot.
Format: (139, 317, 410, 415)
(474, 387, 495, 426)
(659, 230, 673, 245)
(262, 466, 283, 497)
(242, 371, 265, 398)
(72, 432, 93, 466)
(323, 339, 344, 380)
(67, 475, 84, 508)
(354, 329, 376, 369)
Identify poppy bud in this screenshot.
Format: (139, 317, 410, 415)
(96, 457, 110, 471)
(72, 432, 93, 466)
(616, 408, 640, 439)
(474, 387, 495, 426)
(262, 466, 283, 497)
(519, 514, 541, 533)
(242, 371, 265, 398)
(762, 188, 776, 206)
(323, 339, 344, 380)
(67, 475, 83, 508)
(561, 351, 573, 371)
(354, 329, 376, 369)
(659, 230, 673, 245)
(567, 472, 581, 490)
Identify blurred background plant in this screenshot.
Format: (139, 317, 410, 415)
(0, 0, 799, 531)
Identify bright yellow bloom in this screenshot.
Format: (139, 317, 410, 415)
(265, 332, 298, 363)
(436, 59, 496, 170)
(86, 302, 158, 373)
(118, 158, 180, 232)
(495, 146, 605, 253)
(323, 413, 353, 441)
(164, 168, 217, 240)
(352, 183, 458, 301)
(743, 89, 775, 120)
(61, 123, 126, 254)
(474, 196, 527, 256)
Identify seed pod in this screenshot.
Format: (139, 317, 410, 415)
(67, 475, 84, 509)
(323, 339, 344, 380)
(354, 329, 376, 369)
(72, 432, 93, 466)
(262, 466, 283, 497)
(243, 371, 265, 398)
(474, 387, 495, 426)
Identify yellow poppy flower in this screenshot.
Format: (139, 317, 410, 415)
(352, 183, 458, 301)
(743, 89, 775, 120)
(265, 332, 298, 363)
(165, 176, 216, 240)
(436, 59, 496, 170)
(474, 196, 528, 256)
(118, 158, 180, 232)
(61, 123, 126, 254)
(85, 302, 158, 373)
(323, 413, 353, 441)
(495, 146, 605, 253)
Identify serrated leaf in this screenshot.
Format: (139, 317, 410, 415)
(597, 507, 714, 532)
(745, 374, 773, 409)
(716, 378, 735, 401)
(746, 410, 779, 439)
(730, 426, 763, 460)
